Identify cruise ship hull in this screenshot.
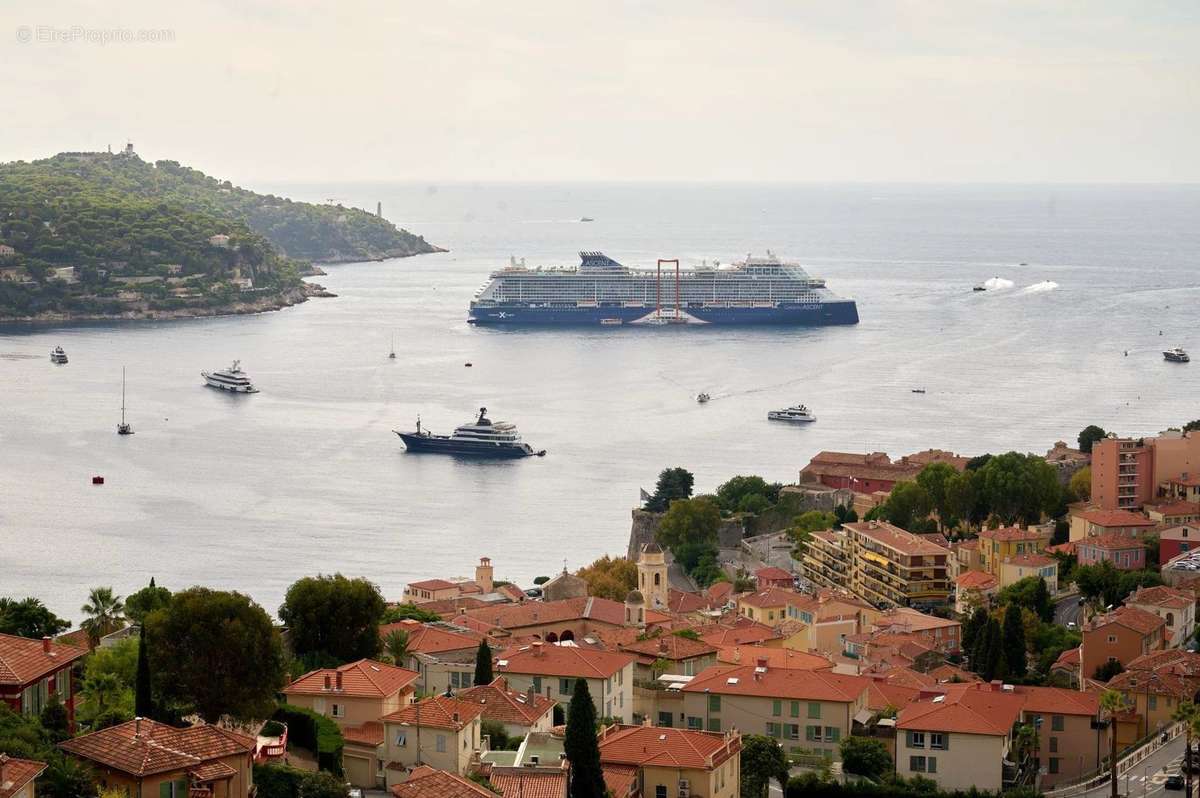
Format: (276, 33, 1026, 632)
(395, 431, 535, 458)
(469, 300, 859, 327)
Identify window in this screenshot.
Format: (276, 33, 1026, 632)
(687, 716, 703, 730)
(772, 700, 782, 717)
(1149, 695, 1158, 711)
(395, 733, 407, 746)
(928, 757, 937, 773)
(808, 702, 821, 719)
(532, 676, 542, 693)
(1049, 758, 1060, 774)
(910, 756, 927, 773)
(909, 731, 926, 748)
(1107, 635, 1117, 643)
(825, 727, 840, 743)
(709, 694, 721, 713)
(436, 734, 446, 753)
(1049, 736, 1058, 753)
(790, 701, 800, 718)
(658, 711, 673, 728)
(766, 722, 781, 738)
(708, 718, 721, 732)
(55, 670, 69, 700)
(331, 704, 344, 718)
(1051, 715, 1065, 732)
(805, 725, 820, 741)
(655, 786, 667, 798)
(559, 678, 574, 695)
(785, 724, 799, 740)
(159, 780, 188, 798)
(930, 733, 945, 750)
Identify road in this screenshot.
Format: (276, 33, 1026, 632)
(1065, 733, 1187, 798)
(1056, 593, 1084, 629)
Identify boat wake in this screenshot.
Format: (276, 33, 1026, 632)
(1021, 280, 1059, 294)
(983, 276, 1015, 290)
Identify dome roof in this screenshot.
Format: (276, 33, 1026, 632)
(641, 541, 663, 555)
(625, 590, 645, 604)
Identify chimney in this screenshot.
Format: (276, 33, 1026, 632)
(323, 674, 332, 690)
(532, 641, 544, 656)
(453, 712, 460, 723)
(42, 636, 51, 653)
(335, 671, 343, 691)
(990, 679, 1003, 692)
(755, 657, 769, 671)
(134, 716, 142, 737)
(526, 685, 536, 704)
(1, 753, 9, 789)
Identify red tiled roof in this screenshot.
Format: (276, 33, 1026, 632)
(683, 664, 869, 702)
(0, 633, 87, 686)
(188, 760, 237, 782)
(705, 582, 734, 607)
(1078, 534, 1145, 553)
(488, 769, 567, 798)
(59, 719, 254, 777)
(598, 725, 741, 770)
(696, 622, 781, 648)
(284, 659, 418, 699)
(342, 721, 385, 746)
(0, 755, 47, 798)
(715, 645, 832, 670)
(927, 664, 981, 683)
(407, 579, 459, 591)
(865, 680, 921, 712)
(738, 588, 808, 610)
(1086, 605, 1166, 636)
(1052, 647, 1080, 670)
(844, 521, 950, 557)
(496, 642, 634, 679)
(978, 526, 1049, 543)
(956, 571, 998, 590)
(1004, 554, 1056, 568)
(379, 620, 482, 654)
(897, 683, 1024, 736)
(1147, 501, 1200, 518)
(1126, 586, 1195, 610)
(458, 677, 556, 727)
(381, 695, 485, 731)
(462, 597, 625, 631)
(1015, 685, 1099, 715)
(1076, 509, 1156, 528)
(390, 766, 495, 798)
(756, 567, 794, 581)
(619, 635, 717, 661)
(602, 764, 638, 798)
(877, 667, 936, 690)
(873, 608, 960, 634)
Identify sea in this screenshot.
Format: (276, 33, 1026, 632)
(2, 182, 1199, 623)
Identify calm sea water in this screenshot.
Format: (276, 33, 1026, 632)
(2, 183, 1199, 622)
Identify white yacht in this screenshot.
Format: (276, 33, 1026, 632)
(50, 346, 68, 364)
(1164, 347, 1190, 363)
(202, 360, 259, 393)
(768, 404, 816, 423)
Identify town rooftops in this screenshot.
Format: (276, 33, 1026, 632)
(0, 633, 87, 686)
(874, 607, 959, 634)
(461, 596, 625, 630)
(1107, 667, 1200, 700)
(801, 450, 968, 484)
(682, 664, 869, 702)
(1077, 534, 1146, 552)
(597, 725, 741, 770)
(1085, 605, 1167, 636)
(696, 621, 781, 648)
(755, 566, 794, 581)
(58, 719, 255, 777)
(283, 658, 418, 699)
(379, 619, 481, 654)
(0, 755, 47, 798)
(844, 521, 950, 557)
(496, 641, 634, 679)
(619, 634, 717, 661)
(955, 571, 999, 590)
(716, 645, 832, 670)
(406, 578, 466, 591)
(1015, 685, 1099, 716)
(459, 677, 556, 727)
(1147, 501, 1200, 518)
(487, 768, 568, 798)
(1075, 509, 1156, 528)
(1126, 585, 1195, 611)
(865, 679, 921, 712)
(381, 695, 485, 731)
(979, 526, 1049, 543)
(738, 588, 808, 610)
(897, 682, 1024, 736)
(390, 765, 496, 798)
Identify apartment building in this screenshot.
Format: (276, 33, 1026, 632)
(843, 521, 952, 608)
(802, 529, 851, 591)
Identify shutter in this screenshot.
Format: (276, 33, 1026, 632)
(942, 733, 949, 751)
(906, 731, 915, 748)
(159, 783, 171, 798)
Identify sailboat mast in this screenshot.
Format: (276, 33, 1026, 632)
(121, 367, 126, 424)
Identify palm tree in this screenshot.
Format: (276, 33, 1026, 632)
(383, 629, 410, 666)
(1100, 689, 1128, 798)
(1172, 701, 1197, 798)
(82, 672, 123, 714)
(80, 586, 125, 647)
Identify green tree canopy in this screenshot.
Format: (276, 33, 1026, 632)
(145, 587, 285, 723)
(1069, 466, 1092, 502)
(564, 679, 605, 798)
(381, 603, 440, 624)
(881, 481, 932, 529)
(576, 555, 638, 601)
(996, 576, 1052, 623)
(1001, 606, 1028, 678)
(80, 587, 126, 647)
(976, 452, 1062, 525)
(839, 736, 893, 779)
(740, 735, 789, 798)
(125, 578, 171, 625)
(916, 462, 958, 529)
(278, 574, 387, 664)
(644, 467, 695, 513)
(656, 496, 721, 550)
(715, 475, 780, 514)
(0, 597, 70, 638)
(1078, 425, 1107, 454)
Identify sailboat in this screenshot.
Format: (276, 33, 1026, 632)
(388, 333, 396, 360)
(117, 367, 134, 435)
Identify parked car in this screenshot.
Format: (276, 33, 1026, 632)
(1165, 774, 1184, 790)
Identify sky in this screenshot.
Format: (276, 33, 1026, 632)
(2, 0, 1199, 183)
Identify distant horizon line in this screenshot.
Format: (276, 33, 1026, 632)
(246, 177, 1200, 187)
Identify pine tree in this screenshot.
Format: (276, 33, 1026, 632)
(564, 679, 606, 798)
(474, 639, 493, 686)
(135, 625, 153, 718)
(1002, 606, 1028, 678)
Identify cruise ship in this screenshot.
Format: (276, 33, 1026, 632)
(394, 408, 544, 458)
(201, 360, 259, 393)
(468, 251, 859, 326)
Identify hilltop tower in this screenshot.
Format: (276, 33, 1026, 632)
(624, 590, 645, 629)
(475, 557, 494, 594)
(637, 542, 669, 610)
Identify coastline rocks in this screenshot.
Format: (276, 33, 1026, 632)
(627, 508, 746, 560)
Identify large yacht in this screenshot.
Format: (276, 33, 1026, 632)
(468, 251, 858, 326)
(1164, 347, 1191, 363)
(767, 404, 816, 423)
(201, 360, 259, 393)
(50, 346, 68, 364)
(394, 407, 544, 458)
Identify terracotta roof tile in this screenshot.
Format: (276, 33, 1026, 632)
(715, 646, 832, 670)
(979, 526, 1049, 543)
(496, 643, 634, 679)
(683, 664, 869, 702)
(696, 622, 781, 648)
(1086, 605, 1166, 635)
(188, 760, 237, 782)
(1015, 685, 1099, 715)
(382, 695, 485, 731)
(284, 659, 418, 699)
(597, 725, 741, 770)
(756, 567, 794, 580)
(738, 588, 808, 610)
(59, 719, 254, 777)
(865, 680, 921, 712)
(1052, 647, 1080, 670)
(0, 633, 87, 686)
(390, 766, 495, 798)
(0, 755, 47, 798)
(461, 597, 625, 631)
(602, 764, 638, 798)
(873, 608, 960, 634)
(407, 579, 460, 591)
(1078, 534, 1145, 552)
(488, 769, 568, 798)
(897, 683, 1024, 736)
(956, 571, 999, 590)
(1004, 554, 1056, 568)
(1076, 509, 1156, 528)
(342, 721, 385, 746)
(844, 521, 951, 557)
(927, 664, 981, 683)
(619, 635, 717, 661)
(1147, 501, 1200, 518)
(458, 677, 556, 727)
(379, 620, 482, 654)
(1126, 586, 1195, 611)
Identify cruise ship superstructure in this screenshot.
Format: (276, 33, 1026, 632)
(468, 251, 859, 326)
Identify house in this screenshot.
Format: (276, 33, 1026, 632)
(1069, 508, 1156, 542)
(459, 596, 628, 643)
(389, 765, 495, 798)
(799, 450, 968, 495)
(871, 608, 961, 655)
(378, 620, 482, 693)
(403, 558, 504, 604)
(680, 662, 870, 758)
(597, 725, 742, 798)
(695, 619, 782, 649)
(1124, 586, 1197, 649)
(1081, 606, 1167, 680)
(1160, 525, 1200, 565)
(843, 521, 953, 608)
(0, 244, 16, 258)
(0, 755, 46, 798)
(458, 676, 556, 741)
(1166, 476, 1200, 505)
(1076, 534, 1147, 571)
(380, 695, 485, 788)
(954, 571, 999, 615)
(59, 718, 255, 798)
(755, 566, 795, 590)
(1015, 686, 1103, 788)
(998, 554, 1058, 593)
(0, 633, 87, 730)
(802, 528, 852, 591)
(977, 526, 1052, 575)
(895, 682, 1025, 792)
(282, 659, 418, 789)
(736, 588, 808, 626)
(1146, 501, 1200, 527)
(208, 234, 231, 247)
(619, 634, 718, 679)
(1051, 647, 1081, 687)
(1106, 650, 1200, 745)
(495, 641, 635, 721)
(1090, 437, 1156, 510)
(715, 645, 833, 671)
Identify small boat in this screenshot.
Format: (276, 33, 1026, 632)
(117, 367, 134, 435)
(1164, 347, 1190, 363)
(580, 217, 595, 222)
(912, 388, 926, 394)
(50, 346, 68, 364)
(768, 404, 816, 423)
(201, 360, 259, 393)
(697, 393, 711, 404)
(388, 333, 396, 360)
(973, 284, 986, 292)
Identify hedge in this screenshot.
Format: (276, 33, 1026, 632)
(253, 763, 305, 798)
(785, 773, 1040, 798)
(272, 704, 344, 776)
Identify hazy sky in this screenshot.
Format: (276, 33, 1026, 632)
(3, 1, 1199, 183)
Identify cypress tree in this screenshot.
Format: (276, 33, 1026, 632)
(1002, 606, 1028, 678)
(135, 625, 153, 718)
(474, 639, 493, 686)
(981, 617, 1003, 681)
(564, 679, 606, 798)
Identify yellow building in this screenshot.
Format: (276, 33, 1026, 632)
(802, 529, 851, 590)
(843, 521, 952, 607)
(977, 526, 1051, 576)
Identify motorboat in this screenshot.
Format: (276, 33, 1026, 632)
(767, 404, 816, 423)
(1164, 347, 1190, 363)
(697, 393, 711, 404)
(50, 346, 68, 364)
(202, 360, 259, 392)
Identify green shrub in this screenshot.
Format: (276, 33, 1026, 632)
(272, 704, 344, 776)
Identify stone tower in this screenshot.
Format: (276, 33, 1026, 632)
(624, 590, 645, 629)
(475, 557, 494, 593)
(637, 542, 669, 610)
